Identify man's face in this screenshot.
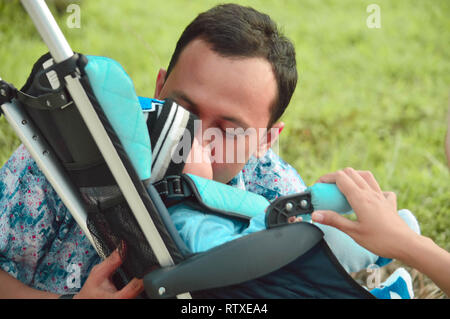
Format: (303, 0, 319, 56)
(154, 39, 282, 183)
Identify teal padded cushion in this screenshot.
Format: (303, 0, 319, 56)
(84, 55, 151, 180)
(307, 183, 353, 214)
(186, 174, 270, 218)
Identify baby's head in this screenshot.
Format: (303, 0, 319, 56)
(147, 100, 214, 182)
(182, 130, 214, 180)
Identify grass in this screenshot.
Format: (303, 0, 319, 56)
(1, 0, 449, 298)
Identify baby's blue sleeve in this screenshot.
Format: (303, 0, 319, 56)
(168, 204, 267, 253)
(315, 224, 378, 273)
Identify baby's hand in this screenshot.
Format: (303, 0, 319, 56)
(288, 216, 303, 223)
(182, 133, 213, 180)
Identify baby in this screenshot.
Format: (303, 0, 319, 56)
(138, 95, 419, 297)
(170, 133, 421, 275)
(139, 99, 420, 298)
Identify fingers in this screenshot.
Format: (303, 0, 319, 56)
(288, 216, 303, 223)
(312, 210, 357, 234)
(358, 170, 382, 193)
(315, 171, 354, 194)
(315, 172, 338, 184)
(341, 168, 370, 190)
(115, 278, 144, 299)
(316, 168, 364, 188)
(78, 244, 144, 299)
(316, 168, 382, 193)
(91, 249, 123, 283)
(332, 170, 360, 203)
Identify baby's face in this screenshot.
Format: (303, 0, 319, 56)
(182, 132, 214, 180)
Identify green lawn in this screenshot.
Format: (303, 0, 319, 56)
(1, 0, 449, 297)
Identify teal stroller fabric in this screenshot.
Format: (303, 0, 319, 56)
(84, 55, 152, 181)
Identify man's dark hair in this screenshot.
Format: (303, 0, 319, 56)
(165, 3, 297, 127)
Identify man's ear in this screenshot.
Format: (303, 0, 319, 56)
(154, 68, 167, 99)
(254, 121, 285, 158)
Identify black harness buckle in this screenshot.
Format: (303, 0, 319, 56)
(154, 175, 191, 201)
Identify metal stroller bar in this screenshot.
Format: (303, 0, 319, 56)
(1, 99, 97, 250)
(16, 0, 190, 299)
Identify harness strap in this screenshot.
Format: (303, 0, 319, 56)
(153, 174, 272, 222)
(16, 89, 73, 110)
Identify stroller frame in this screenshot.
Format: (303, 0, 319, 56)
(2, 0, 189, 299)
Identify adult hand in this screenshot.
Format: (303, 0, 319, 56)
(73, 249, 144, 299)
(311, 167, 419, 260)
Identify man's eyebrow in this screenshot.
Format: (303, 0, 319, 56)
(221, 115, 250, 130)
(169, 91, 199, 114)
(169, 90, 251, 129)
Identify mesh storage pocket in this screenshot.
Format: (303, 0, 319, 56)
(85, 187, 159, 281)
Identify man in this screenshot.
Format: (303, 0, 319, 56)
(155, 3, 297, 184)
(0, 4, 304, 298)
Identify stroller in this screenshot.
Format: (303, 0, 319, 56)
(0, 0, 375, 299)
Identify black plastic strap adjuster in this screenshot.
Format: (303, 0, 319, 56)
(0, 80, 18, 106)
(16, 89, 73, 111)
(154, 175, 191, 201)
(265, 192, 314, 228)
(32, 53, 85, 94)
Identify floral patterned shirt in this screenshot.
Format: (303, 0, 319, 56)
(0, 145, 306, 294)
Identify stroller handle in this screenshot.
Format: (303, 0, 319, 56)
(21, 0, 74, 63)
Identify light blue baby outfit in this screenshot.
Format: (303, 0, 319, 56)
(168, 183, 420, 274)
